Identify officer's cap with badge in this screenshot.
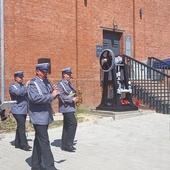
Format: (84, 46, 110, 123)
(61, 67, 72, 74)
(14, 71, 24, 78)
(36, 63, 50, 73)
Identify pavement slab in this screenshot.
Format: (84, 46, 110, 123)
(0, 111, 170, 170)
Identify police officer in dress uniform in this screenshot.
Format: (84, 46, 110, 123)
(9, 71, 31, 151)
(57, 67, 78, 152)
(27, 63, 59, 170)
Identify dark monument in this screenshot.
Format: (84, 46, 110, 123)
(96, 49, 138, 112)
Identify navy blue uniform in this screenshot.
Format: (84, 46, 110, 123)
(9, 81, 29, 149)
(28, 75, 57, 170)
(57, 79, 77, 151)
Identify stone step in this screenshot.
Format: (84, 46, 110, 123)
(91, 109, 155, 120)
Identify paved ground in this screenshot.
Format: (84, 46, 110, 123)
(1, 110, 170, 170)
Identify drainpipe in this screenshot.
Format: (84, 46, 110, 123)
(133, 0, 136, 58)
(1, 0, 5, 102)
(75, 0, 78, 87)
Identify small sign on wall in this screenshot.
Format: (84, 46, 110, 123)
(125, 35, 132, 57)
(96, 45, 103, 57)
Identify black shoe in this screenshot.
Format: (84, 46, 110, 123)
(27, 145, 32, 149)
(15, 145, 20, 149)
(32, 165, 58, 170)
(61, 146, 76, 152)
(71, 146, 76, 150)
(31, 168, 40, 170)
(61, 145, 76, 150)
(21, 145, 31, 151)
(31, 164, 44, 170)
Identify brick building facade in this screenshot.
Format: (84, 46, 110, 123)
(1, 0, 170, 110)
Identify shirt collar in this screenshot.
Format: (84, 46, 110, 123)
(36, 76, 43, 81)
(62, 79, 69, 84)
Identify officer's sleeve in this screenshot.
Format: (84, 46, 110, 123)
(27, 80, 54, 104)
(57, 82, 73, 104)
(9, 84, 27, 96)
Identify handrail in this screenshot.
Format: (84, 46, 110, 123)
(124, 55, 170, 77)
(122, 55, 170, 114)
(148, 56, 170, 75)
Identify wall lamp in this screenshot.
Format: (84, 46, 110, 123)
(140, 8, 144, 19)
(84, 0, 87, 6)
(113, 20, 118, 30)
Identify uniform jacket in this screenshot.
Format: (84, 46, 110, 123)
(9, 82, 28, 115)
(57, 79, 76, 113)
(27, 76, 55, 125)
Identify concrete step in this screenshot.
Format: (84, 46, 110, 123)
(91, 109, 156, 120)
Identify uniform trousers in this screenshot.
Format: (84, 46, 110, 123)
(13, 114, 28, 147)
(31, 124, 57, 170)
(62, 112, 77, 148)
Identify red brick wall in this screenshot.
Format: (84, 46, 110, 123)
(2, 0, 170, 111)
(134, 0, 170, 61)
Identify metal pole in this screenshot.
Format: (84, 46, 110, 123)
(0, 0, 5, 102)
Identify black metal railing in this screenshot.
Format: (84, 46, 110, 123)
(122, 55, 170, 114)
(148, 57, 170, 75)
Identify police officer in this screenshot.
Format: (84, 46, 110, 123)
(57, 67, 78, 152)
(27, 63, 59, 170)
(9, 71, 31, 151)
